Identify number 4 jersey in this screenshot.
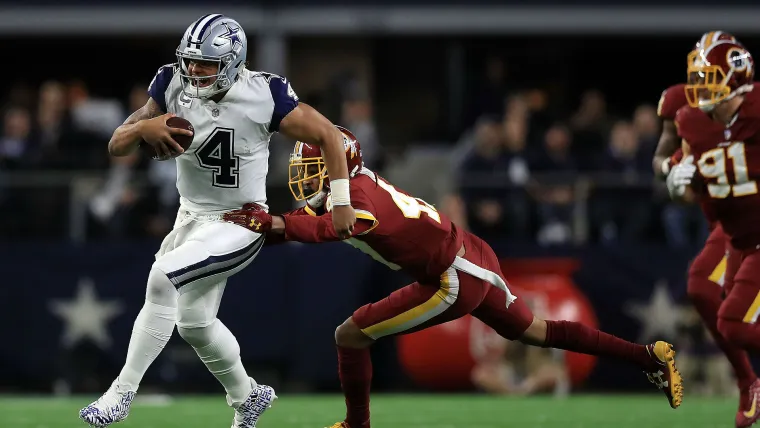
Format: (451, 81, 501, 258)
(148, 64, 299, 212)
(675, 84, 760, 250)
(279, 169, 464, 283)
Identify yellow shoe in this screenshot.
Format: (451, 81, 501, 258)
(644, 341, 684, 409)
(325, 423, 350, 428)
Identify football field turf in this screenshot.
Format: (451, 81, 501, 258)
(0, 394, 737, 428)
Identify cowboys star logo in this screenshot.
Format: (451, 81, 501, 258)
(214, 23, 243, 52)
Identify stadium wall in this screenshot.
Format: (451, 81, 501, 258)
(0, 241, 729, 394)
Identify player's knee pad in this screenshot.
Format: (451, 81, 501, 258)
(146, 266, 179, 307)
(178, 318, 220, 349)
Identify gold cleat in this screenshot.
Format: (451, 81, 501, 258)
(645, 341, 684, 409)
(325, 423, 350, 428)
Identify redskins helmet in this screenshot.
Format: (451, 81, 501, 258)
(691, 31, 739, 55)
(686, 38, 754, 111)
(288, 126, 364, 201)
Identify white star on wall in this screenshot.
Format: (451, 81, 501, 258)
(49, 277, 124, 349)
(624, 280, 689, 343)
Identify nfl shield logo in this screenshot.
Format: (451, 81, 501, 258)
(725, 129, 732, 140)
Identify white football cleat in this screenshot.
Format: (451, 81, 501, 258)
(228, 379, 277, 428)
(79, 380, 136, 427)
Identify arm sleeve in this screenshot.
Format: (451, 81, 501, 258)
(283, 186, 378, 242)
(266, 74, 299, 132)
(282, 212, 375, 243)
(147, 64, 175, 113)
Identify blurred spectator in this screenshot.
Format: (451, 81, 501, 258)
(457, 116, 508, 239)
(68, 80, 124, 139)
(592, 121, 653, 244)
(341, 81, 382, 170)
(570, 89, 613, 166)
(35, 80, 72, 167)
(467, 56, 512, 127)
(598, 120, 651, 178)
(458, 114, 531, 240)
(0, 106, 34, 169)
(632, 104, 660, 152)
(88, 153, 141, 239)
(529, 123, 577, 245)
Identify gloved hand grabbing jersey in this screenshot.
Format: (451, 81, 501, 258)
(666, 155, 697, 198)
(223, 203, 273, 232)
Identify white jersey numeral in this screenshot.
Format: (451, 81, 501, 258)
(698, 142, 758, 198)
(195, 127, 239, 188)
(376, 179, 441, 224)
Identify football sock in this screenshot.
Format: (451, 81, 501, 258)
(688, 275, 757, 384)
(543, 320, 658, 371)
(117, 301, 177, 390)
(337, 346, 372, 428)
(186, 320, 253, 406)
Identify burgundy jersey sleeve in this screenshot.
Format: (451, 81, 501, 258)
(263, 206, 312, 247)
(658, 84, 688, 120)
(282, 184, 378, 243)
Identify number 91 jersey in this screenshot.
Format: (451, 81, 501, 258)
(148, 64, 299, 212)
(675, 85, 760, 249)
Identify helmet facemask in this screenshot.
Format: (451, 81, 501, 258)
(685, 48, 751, 112)
(288, 152, 327, 201)
(176, 50, 236, 99)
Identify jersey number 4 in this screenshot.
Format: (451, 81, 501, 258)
(377, 179, 441, 224)
(196, 127, 239, 188)
(698, 142, 758, 198)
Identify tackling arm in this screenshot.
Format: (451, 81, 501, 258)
(269, 212, 374, 243)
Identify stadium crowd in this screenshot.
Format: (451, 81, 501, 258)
(0, 62, 705, 246)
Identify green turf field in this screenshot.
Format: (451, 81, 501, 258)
(0, 394, 739, 428)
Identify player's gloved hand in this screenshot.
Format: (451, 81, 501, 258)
(223, 203, 273, 233)
(666, 155, 696, 198)
(139, 113, 192, 160)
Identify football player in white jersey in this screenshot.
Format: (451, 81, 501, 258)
(79, 14, 357, 428)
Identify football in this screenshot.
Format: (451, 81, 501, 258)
(139, 116, 195, 160)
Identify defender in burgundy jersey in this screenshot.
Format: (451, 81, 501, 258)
(657, 32, 758, 428)
(676, 37, 760, 427)
(225, 126, 683, 428)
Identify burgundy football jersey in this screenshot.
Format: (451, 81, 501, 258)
(282, 170, 463, 282)
(676, 84, 760, 249)
(658, 84, 688, 120)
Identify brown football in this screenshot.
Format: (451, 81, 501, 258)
(139, 116, 195, 160)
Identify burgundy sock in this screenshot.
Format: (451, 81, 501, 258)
(544, 320, 657, 370)
(688, 276, 757, 385)
(337, 346, 372, 428)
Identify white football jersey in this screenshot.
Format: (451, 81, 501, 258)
(148, 65, 299, 213)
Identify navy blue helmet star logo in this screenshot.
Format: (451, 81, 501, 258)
(214, 23, 243, 49)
